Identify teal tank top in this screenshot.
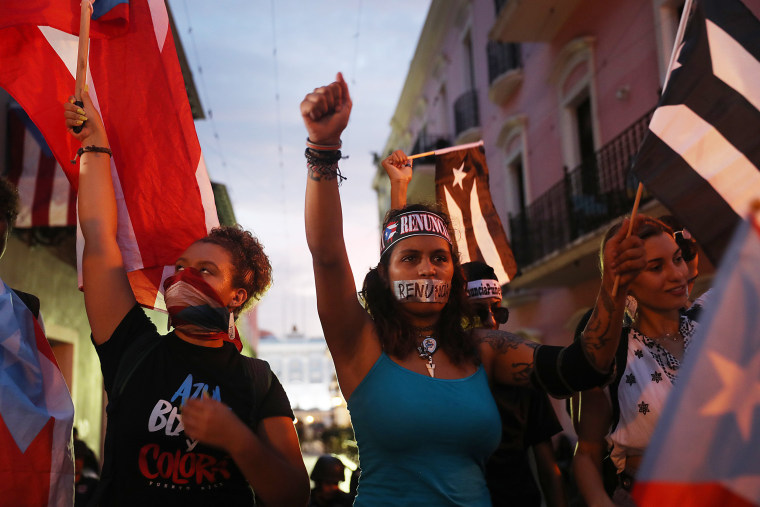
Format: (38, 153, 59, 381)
(347, 353, 501, 506)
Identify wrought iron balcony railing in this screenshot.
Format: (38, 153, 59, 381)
(411, 134, 451, 164)
(487, 41, 521, 84)
(454, 89, 480, 137)
(508, 108, 655, 269)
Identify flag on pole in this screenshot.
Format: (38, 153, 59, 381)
(0, 0, 129, 38)
(434, 141, 517, 284)
(0, 280, 75, 506)
(0, 0, 219, 310)
(5, 105, 77, 228)
(632, 206, 760, 507)
(631, 0, 760, 265)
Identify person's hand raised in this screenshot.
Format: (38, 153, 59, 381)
(63, 91, 108, 147)
(300, 72, 352, 146)
(382, 150, 413, 185)
(602, 217, 646, 295)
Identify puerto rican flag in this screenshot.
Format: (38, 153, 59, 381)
(0, 0, 218, 310)
(631, 0, 760, 265)
(382, 221, 398, 247)
(5, 104, 77, 228)
(434, 141, 517, 284)
(633, 207, 760, 507)
(0, 280, 75, 506)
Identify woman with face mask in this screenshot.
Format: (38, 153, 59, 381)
(302, 73, 647, 506)
(574, 217, 696, 507)
(64, 94, 309, 506)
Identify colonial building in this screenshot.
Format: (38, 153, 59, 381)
(375, 0, 719, 427)
(256, 328, 348, 429)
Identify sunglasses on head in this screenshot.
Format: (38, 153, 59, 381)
(475, 302, 510, 325)
(673, 229, 698, 262)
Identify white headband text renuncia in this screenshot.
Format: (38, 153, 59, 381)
(466, 279, 501, 299)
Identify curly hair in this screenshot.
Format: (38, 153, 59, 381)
(0, 177, 20, 228)
(360, 204, 479, 366)
(196, 225, 272, 317)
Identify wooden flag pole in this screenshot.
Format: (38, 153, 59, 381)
(408, 150, 436, 161)
(611, 182, 644, 297)
(73, 0, 93, 133)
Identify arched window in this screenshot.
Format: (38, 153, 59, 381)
(552, 37, 600, 194)
(496, 115, 529, 221)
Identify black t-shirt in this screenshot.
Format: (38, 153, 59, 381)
(485, 385, 563, 507)
(96, 305, 293, 506)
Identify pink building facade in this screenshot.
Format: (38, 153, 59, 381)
(375, 0, 723, 428)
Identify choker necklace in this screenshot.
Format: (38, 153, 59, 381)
(412, 324, 436, 334)
(638, 328, 681, 342)
(417, 336, 438, 378)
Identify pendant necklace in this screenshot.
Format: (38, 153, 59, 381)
(417, 336, 438, 378)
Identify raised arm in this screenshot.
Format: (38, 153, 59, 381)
(479, 219, 644, 395)
(382, 150, 412, 209)
(301, 73, 379, 397)
(65, 93, 135, 344)
(580, 218, 644, 371)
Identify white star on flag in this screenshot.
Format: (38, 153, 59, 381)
(452, 162, 466, 189)
(700, 350, 760, 441)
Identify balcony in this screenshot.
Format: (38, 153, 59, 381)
(489, 0, 582, 42)
(454, 89, 480, 138)
(487, 41, 523, 105)
(508, 109, 654, 268)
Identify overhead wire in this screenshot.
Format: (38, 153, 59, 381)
(180, 0, 231, 185)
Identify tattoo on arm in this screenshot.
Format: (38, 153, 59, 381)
(480, 330, 538, 353)
(510, 361, 534, 384)
(582, 286, 618, 368)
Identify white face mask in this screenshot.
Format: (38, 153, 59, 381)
(392, 279, 450, 303)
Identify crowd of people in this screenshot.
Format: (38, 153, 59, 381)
(0, 72, 711, 506)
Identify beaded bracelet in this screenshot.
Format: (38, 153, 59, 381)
(305, 148, 346, 184)
(306, 138, 342, 151)
(71, 145, 113, 164)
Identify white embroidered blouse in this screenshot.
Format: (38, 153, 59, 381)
(607, 315, 698, 472)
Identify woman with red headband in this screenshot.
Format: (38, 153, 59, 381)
(65, 94, 308, 506)
(302, 73, 647, 506)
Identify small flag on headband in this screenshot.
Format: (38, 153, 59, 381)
(381, 211, 452, 256)
(434, 141, 517, 285)
(631, 0, 760, 265)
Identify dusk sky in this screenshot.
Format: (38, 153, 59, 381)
(168, 1, 432, 338)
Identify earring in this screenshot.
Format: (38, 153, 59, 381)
(625, 295, 638, 320)
(228, 311, 235, 340)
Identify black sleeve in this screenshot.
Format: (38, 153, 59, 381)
(531, 341, 616, 399)
(525, 388, 563, 446)
(94, 304, 157, 393)
(258, 373, 295, 421)
(12, 289, 40, 319)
